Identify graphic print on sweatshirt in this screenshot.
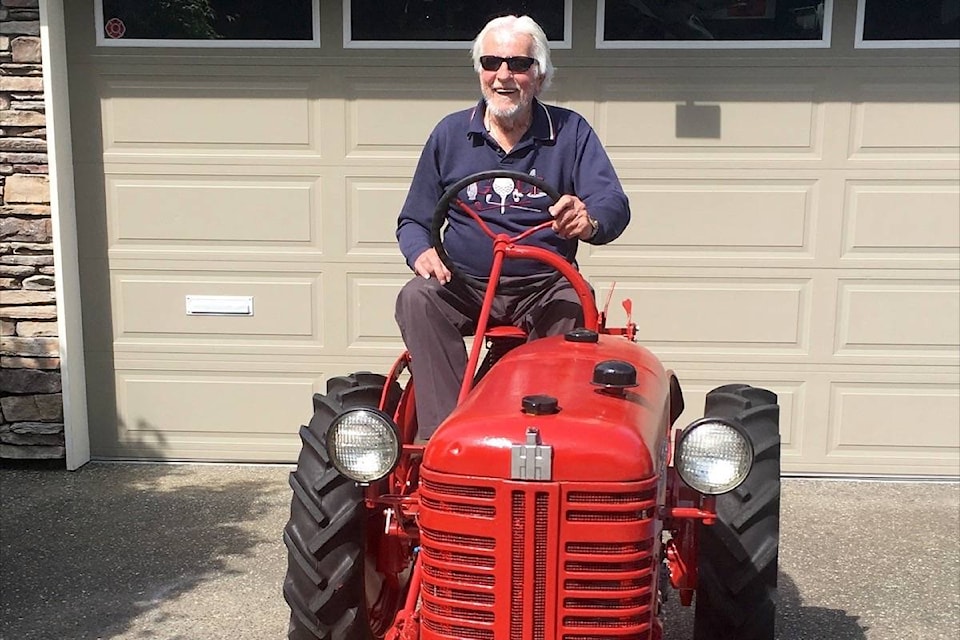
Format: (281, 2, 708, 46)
(463, 170, 551, 217)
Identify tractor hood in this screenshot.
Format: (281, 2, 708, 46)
(422, 333, 670, 482)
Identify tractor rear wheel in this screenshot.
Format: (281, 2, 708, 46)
(693, 384, 780, 640)
(283, 373, 404, 640)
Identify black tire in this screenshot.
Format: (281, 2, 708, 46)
(283, 372, 403, 640)
(693, 384, 780, 640)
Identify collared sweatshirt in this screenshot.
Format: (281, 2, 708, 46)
(397, 98, 631, 278)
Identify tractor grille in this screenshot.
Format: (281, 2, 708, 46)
(419, 468, 658, 640)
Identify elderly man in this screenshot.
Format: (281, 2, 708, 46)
(395, 15, 631, 441)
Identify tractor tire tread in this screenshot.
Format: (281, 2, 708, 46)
(694, 384, 781, 640)
(283, 373, 401, 640)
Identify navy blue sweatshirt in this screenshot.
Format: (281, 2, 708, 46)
(396, 98, 631, 277)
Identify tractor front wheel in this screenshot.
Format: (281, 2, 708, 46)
(693, 384, 781, 640)
(283, 373, 404, 640)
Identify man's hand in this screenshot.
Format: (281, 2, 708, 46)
(413, 248, 452, 285)
(549, 195, 596, 240)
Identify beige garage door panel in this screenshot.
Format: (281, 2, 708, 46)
(842, 181, 960, 260)
(346, 272, 407, 351)
(345, 175, 415, 256)
(101, 78, 316, 152)
(617, 179, 815, 252)
(590, 276, 810, 355)
(121, 373, 318, 433)
(596, 81, 821, 155)
(108, 175, 321, 249)
(345, 75, 476, 159)
(851, 91, 960, 158)
(112, 273, 321, 344)
(670, 369, 960, 476)
(97, 351, 419, 461)
(827, 382, 960, 464)
(104, 167, 413, 264)
(83, 354, 330, 461)
(835, 279, 960, 359)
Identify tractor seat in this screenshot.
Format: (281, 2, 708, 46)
(484, 325, 528, 340)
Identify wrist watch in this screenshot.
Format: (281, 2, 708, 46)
(585, 215, 600, 240)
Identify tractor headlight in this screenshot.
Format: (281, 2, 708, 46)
(675, 418, 753, 495)
(326, 408, 400, 483)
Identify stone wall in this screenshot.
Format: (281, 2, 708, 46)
(0, 0, 65, 460)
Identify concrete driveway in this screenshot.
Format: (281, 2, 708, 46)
(1, 463, 957, 640)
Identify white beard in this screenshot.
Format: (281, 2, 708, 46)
(483, 93, 533, 127)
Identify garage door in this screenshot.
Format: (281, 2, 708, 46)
(66, 0, 959, 474)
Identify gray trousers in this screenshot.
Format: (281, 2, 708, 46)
(395, 272, 585, 440)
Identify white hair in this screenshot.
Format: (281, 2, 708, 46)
(471, 15, 554, 92)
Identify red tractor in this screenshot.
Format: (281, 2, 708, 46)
(283, 171, 781, 640)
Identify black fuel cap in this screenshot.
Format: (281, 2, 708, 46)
(565, 328, 599, 343)
(522, 394, 560, 415)
(591, 360, 638, 389)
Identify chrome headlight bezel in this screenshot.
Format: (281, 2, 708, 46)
(325, 408, 401, 484)
(675, 417, 754, 495)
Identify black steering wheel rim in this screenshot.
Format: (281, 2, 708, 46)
(430, 170, 563, 278)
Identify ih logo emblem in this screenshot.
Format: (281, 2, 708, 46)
(511, 427, 553, 481)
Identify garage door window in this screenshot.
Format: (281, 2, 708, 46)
(855, 0, 960, 48)
(345, 0, 571, 48)
(597, 0, 832, 48)
(95, 0, 321, 47)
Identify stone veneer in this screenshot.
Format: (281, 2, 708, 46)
(0, 0, 65, 460)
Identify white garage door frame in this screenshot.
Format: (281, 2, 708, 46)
(39, 0, 89, 470)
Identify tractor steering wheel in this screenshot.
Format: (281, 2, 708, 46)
(427, 169, 600, 401)
(429, 169, 563, 281)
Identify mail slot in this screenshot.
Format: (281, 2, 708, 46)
(185, 295, 254, 316)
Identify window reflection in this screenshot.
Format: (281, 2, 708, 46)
(602, 0, 827, 42)
(100, 0, 314, 41)
(349, 0, 566, 42)
(861, 0, 959, 41)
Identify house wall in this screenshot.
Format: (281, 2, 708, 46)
(0, 0, 64, 461)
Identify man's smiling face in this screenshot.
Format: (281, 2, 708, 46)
(479, 29, 543, 123)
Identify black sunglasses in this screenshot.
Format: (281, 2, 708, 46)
(479, 55, 537, 73)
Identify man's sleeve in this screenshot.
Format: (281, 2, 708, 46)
(396, 130, 444, 271)
(574, 123, 631, 245)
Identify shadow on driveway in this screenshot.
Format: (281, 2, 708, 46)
(777, 571, 867, 639)
(1, 462, 289, 640)
(661, 570, 867, 639)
